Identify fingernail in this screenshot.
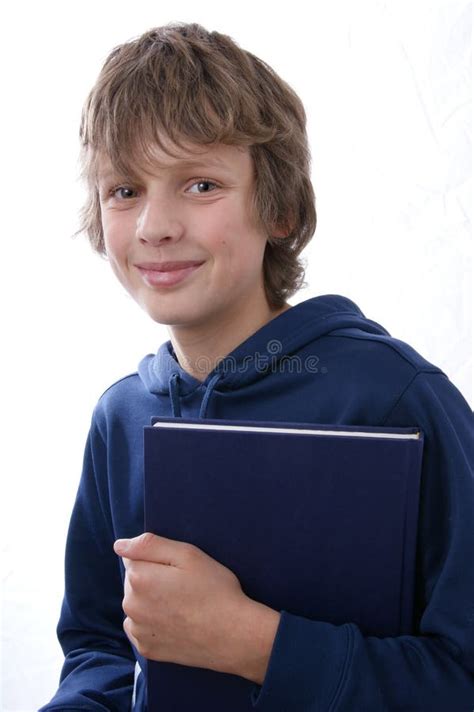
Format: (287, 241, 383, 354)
(114, 539, 130, 554)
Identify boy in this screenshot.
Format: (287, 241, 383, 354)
(41, 22, 473, 711)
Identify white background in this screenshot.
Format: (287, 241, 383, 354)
(1, 0, 471, 709)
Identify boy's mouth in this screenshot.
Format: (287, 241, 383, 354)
(135, 260, 205, 287)
(135, 261, 205, 271)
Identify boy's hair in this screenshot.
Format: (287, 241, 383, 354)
(78, 22, 317, 309)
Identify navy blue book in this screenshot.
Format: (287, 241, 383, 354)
(144, 417, 424, 710)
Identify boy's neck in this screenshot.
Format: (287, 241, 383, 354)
(168, 300, 292, 382)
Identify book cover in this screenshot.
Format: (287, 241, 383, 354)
(144, 417, 424, 709)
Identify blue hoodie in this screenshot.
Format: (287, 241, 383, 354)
(41, 295, 474, 711)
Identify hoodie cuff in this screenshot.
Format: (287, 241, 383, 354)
(250, 610, 353, 710)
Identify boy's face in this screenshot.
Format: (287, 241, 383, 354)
(97, 140, 273, 335)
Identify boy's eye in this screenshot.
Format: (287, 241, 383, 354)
(187, 180, 218, 194)
(111, 186, 136, 200)
(106, 180, 218, 201)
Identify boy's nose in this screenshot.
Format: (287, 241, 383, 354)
(136, 200, 184, 245)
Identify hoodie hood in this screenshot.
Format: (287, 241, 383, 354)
(137, 295, 390, 419)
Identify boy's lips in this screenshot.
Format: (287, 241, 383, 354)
(135, 260, 205, 287)
(135, 261, 205, 271)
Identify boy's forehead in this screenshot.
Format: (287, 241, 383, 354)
(96, 141, 249, 181)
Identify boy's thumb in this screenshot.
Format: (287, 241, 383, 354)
(113, 538, 131, 555)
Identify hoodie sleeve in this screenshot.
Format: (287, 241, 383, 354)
(39, 416, 136, 711)
(251, 371, 474, 712)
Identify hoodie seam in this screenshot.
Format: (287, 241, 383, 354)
(327, 331, 443, 376)
(380, 370, 444, 425)
(327, 624, 355, 712)
(97, 372, 140, 400)
(87, 421, 118, 546)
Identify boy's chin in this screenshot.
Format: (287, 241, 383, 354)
(139, 301, 210, 329)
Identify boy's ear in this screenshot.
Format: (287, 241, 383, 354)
(271, 226, 290, 239)
(270, 215, 294, 238)
(271, 216, 294, 239)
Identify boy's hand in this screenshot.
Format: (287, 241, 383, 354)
(114, 533, 280, 684)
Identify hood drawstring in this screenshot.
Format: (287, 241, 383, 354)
(199, 373, 222, 419)
(168, 372, 223, 419)
(168, 374, 182, 418)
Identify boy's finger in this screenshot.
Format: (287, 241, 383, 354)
(114, 532, 183, 565)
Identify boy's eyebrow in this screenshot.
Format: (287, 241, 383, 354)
(171, 156, 229, 169)
(97, 156, 232, 182)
